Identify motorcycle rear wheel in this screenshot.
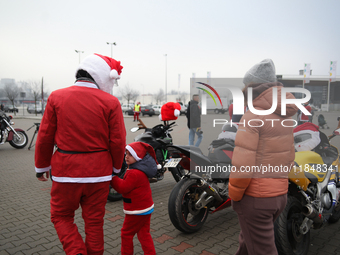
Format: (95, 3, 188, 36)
(274, 196, 310, 255)
(9, 131, 28, 149)
(168, 178, 209, 233)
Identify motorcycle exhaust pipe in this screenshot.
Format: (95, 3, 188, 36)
(302, 204, 323, 229)
(197, 179, 223, 204)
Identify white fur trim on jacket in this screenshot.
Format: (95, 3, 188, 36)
(123, 204, 154, 215)
(74, 81, 98, 89)
(113, 167, 121, 174)
(35, 166, 51, 173)
(51, 175, 113, 183)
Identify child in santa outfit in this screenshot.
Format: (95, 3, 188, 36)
(35, 53, 125, 255)
(111, 142, 160, 255)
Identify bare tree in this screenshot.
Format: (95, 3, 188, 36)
(4, 83, 19, 115)
(177, 92, 188, 104)
(29, 80, 41, 116)
(120, 84, 139, 106)
(154, 89, 165, 105)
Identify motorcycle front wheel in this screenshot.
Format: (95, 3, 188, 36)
(168, 178, 209, 233)
(9, 131, 28, 149)
(274, 196, 310, 255)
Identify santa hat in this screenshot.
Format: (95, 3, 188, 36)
(293, 122, 321, 152)
(126, 142, 162, 169)
(159, 102, 181, 121)
(76, 53, 123, 93)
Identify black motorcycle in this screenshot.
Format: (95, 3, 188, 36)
(131, 119, 185, 182)
(107, 119, 185, 202)
(0, 111, 28, 149)
(166, 138, 235, 233)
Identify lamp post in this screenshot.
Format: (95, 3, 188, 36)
(75, 50, 84, 64)
(164, 54, 167, 102)
(106, 42, 116, 58)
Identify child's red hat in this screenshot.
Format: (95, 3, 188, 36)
(126, 142, 162, 169)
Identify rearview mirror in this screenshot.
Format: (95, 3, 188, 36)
(130, 127, 139, 133)
(334, 128, 340, 136)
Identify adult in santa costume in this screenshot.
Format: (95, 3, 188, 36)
(35, 53, 126, 255)
(186, 94, 203, 147)
(298, 101, 312, 125)
(133, 101, 141, 121)
(111, 142, 160, 255)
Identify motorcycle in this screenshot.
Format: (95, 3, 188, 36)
(166, 138, 235, 233)
(131, 118, 186, 182)
(274, 118, 340, 255)
(107, 118, 185, 202)
(0, 111, 28, 149)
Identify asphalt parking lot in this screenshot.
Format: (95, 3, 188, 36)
(0, 111, 340, 254)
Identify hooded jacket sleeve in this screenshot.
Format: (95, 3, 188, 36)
(109, 102, 126, 173)
(228, 115, 260, 201)
(111, 170, 139, 194)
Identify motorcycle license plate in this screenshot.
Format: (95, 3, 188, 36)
(164, 158, 182, 168)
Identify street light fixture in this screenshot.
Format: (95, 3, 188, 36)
(75, 50, 84, 64)
(106, 42, 116, 58)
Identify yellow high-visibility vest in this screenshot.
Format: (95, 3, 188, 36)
(134, 104, 141, 112)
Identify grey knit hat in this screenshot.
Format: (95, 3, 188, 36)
(243, 59, 276, 85)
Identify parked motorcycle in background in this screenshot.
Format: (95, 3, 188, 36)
(166, 136, 236, 233)
(0, 111, 28, 149)
(131, 118, 185, 182)
(274, 117, 340, 255)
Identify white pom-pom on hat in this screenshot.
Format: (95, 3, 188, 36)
(174, 109, 180, 117)
(110, 69, 120, 80)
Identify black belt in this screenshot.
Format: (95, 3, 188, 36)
(57, 148, 107, 154)
(123, 197, 132, 203)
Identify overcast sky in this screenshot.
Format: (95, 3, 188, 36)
(0, 0, 339, 95)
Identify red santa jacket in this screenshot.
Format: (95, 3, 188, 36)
(112, 162, 154, 215)
(34, 81, 126, 183)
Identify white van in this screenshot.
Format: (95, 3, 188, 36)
(121, 103, 134, 113)
(152, 105, 162, 115)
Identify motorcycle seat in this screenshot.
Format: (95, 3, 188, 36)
(305, 172, 318, 184)
(177, 145, 203, 155)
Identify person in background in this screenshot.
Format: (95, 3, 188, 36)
(228, 101, 233, 120)
(35, 53, 125, 255)
(298, 101, 312, 125)
(112, 142, 160, 255)
(133, 101, 141, 122)
(186, 94, 203, 147)
(229, 59, 298, 255)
